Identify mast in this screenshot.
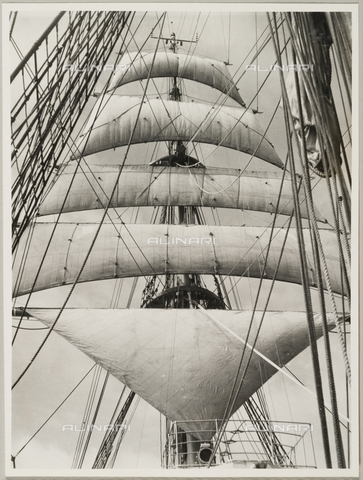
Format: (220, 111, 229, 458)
(145, 29, 219, 467)
(141, 28, 226, 316)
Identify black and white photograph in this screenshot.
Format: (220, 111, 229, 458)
(4, 3, 359, 477)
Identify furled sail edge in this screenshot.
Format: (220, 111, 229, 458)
(107, 51, 245, 106)
(25, 308, 337, 440)
(38, 165, 325, 222)
(13, 223, 344, 297)
(74, 96, 283, 168)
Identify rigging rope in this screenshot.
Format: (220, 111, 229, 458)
(331, 49, 352, 182)
(284, 14, 351, 228)
(9, 11, 17, 39)
(12, 12, 131, 250)
(205, 198, 295, 466)
(269, 14, 334, 468)
(76, 371, 110, 469)
(282, 14, 351, 386)
(13, 364, 96, 460)
(105, 393, 140, 468)
(197, 305, 350, 422)
(270, 12, 352, 467)
(72, 365, 103, 468)
(91, 385, 129, 468)
(12, 14, 167, 389)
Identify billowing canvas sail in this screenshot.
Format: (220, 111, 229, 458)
(39, 165, 324, 221)
(26, 308, 337, 440)
(75, 96, 283, 167)
(13, 223, 343, 297)
(285, 70, 341, 174)
(108, 51, 245, 106)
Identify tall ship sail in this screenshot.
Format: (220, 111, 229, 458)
(9, 8, 355, 472)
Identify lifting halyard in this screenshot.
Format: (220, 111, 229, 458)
(10, 9, 353, 470)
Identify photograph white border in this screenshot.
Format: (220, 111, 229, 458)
(2, 2, 360, 479)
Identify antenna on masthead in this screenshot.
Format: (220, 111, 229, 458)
(151, 24, 198, 52)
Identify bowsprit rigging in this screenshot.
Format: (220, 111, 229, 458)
(10, 9, 353, 471)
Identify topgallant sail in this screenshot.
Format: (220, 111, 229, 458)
(10, 9, 353, 472)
